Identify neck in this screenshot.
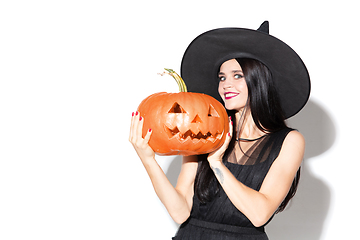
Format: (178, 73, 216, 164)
(235, 109, 264, 139)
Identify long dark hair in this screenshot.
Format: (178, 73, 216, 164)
(194, 58, 301, 213)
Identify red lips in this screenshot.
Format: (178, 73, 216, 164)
(224, 92, 239, 100)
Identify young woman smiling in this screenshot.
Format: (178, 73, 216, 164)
(129, 21, 310, 239)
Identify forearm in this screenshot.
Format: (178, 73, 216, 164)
(141, 157, 191, 223)
(209, 161, 273, 227)
(207, 131, 304, 227)
(130, 112, 192, 223)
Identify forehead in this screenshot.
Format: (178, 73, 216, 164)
(219, 59, 242, 73)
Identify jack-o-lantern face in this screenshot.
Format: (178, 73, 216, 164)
(165, 102, 222, 142)
(138, 92, 229, 156)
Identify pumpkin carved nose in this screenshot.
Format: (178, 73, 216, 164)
(191, 114, 202, 123)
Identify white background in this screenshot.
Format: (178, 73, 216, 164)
(0, 0, 359, 239)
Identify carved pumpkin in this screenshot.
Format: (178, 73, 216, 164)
(137, 69, 229, 156)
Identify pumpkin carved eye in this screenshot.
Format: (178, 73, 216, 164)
(208, 104, 220, 117)
(168, 102, 186, 113)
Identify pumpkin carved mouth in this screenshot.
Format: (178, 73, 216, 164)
(165, 126, 221, 142)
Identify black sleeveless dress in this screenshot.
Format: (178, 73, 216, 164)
(173, 128, 294, 240)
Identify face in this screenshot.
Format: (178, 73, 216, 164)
(218, 59, 249, 111)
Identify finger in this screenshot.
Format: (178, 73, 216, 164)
(228, 116, 233, 137)
(135, 111, 144, 139)
(221, 117, 233, 147)
(129, 111, 136, 142)
(130, 111, 140, 142)
(144, 128, 152, 144)
(224, 133, 232, 146)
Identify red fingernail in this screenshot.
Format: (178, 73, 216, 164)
(149, 129, 152, 132)
(229, 116, 232, 121)
(228, 132, 231, 137)
(139, 116, 142, 121)
(132, 112, 134, 116)
(135, 111, 139, 116)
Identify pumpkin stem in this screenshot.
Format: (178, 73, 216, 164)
(162, 68, 188, 92)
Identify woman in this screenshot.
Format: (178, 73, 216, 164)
(129, 21, 310, 239)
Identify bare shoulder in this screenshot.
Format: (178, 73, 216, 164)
(282, 130, 305, 160)
(273, 130, 305, 171)
(260, 130, 304, 197)
(285, 130, 305, 147)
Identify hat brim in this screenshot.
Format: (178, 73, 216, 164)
(180, 27, 310, 119)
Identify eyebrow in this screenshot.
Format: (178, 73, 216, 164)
(218, 70, 243, 75)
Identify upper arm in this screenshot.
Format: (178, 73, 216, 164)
(259, 130, 305, 213)
(175, 155, 198, 210)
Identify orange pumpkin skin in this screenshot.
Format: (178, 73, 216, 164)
(138, 92, 229, 156)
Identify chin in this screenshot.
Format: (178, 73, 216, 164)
(225, 103, 239, 111)
(224, 102, 245, 112)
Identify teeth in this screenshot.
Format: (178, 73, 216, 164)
(165, 126, 221, 142)
(225, 93, 238, 97)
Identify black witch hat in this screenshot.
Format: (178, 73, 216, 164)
(180, 21, 310, 119)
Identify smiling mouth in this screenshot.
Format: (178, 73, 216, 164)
(224, 92, 239, 100)
(165, 126, 221, 142)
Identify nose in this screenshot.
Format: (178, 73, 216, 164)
(222, 79, 232, 89)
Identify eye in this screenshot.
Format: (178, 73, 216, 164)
(234, 74, 244, 79)
(218, 76, 226, 81)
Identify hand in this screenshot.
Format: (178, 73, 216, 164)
(129, 111, 155, 161)
(207, 117, 233, 166)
